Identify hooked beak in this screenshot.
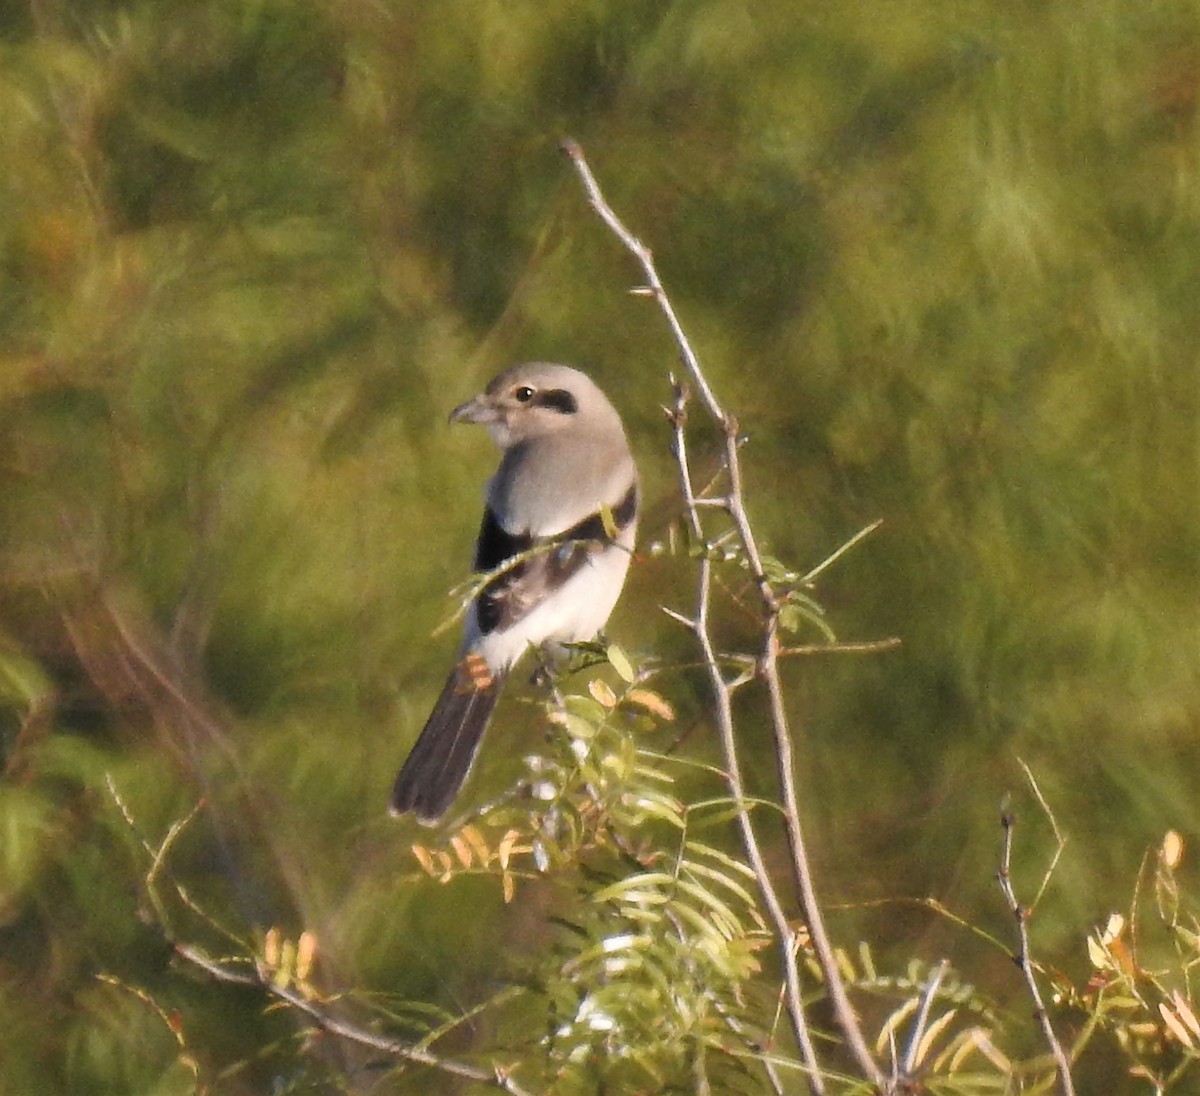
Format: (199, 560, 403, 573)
(448, 394, 495, 425)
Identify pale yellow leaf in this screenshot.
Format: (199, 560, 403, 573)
(874, 998, 918, 1054)
(498, 829, 519, 871)
(589, 679, 617, 708)
(951, 1027, 1011, 1073)
(606, 643, 636, 683)
(625, 687, 676, 721)
(264, 926, 281, 967)
(913, 1008, 958, 1066)
(411, 844, 435, 875)
(1171, 990, 1200, 1040)
(296, 931, 317, 981)
(450, 834, 473, 868)
(461, 824, 491, 863)
(1160, 1002, 1194, 1046)
(275, 939, 296, 987)
(598, 502, 618, 540)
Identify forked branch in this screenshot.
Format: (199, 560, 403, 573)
(997, 775, 1077, 1096)
(105, 779, 539, 1096)
(562, 138, 886, 1093)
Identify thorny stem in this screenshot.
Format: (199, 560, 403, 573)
(562, 138, 886, 1093)
(669, 382, 825, 1094)
(998, 810, 1077, 1096)
(560, 139, 723, 423)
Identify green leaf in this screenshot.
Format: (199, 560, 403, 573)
(606, 642, 636, 684)
(592, 872, 676, 905)
(684, 840, 759, 880)
(680, 859, 759, 910)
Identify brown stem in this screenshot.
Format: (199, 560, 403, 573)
(563, 138, 886, 1093)
(997, 810, 1077, 1096)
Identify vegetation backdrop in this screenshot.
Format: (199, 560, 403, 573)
(1, 0, 1198, 1093)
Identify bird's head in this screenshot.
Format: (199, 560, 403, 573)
(449, 362, 619, 449)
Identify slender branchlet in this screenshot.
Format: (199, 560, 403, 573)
(562, 137, 886, 1094)
(996, 794, 1077, 1096)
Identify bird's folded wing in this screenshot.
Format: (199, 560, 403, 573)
(473, 483, 637, 636)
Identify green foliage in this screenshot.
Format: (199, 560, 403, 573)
(33, 651, 1200, 1094)
(2, 0, 1199, 1092)
(403, 651, 771, 1089)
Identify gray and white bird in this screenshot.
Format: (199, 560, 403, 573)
(390, 362, 639, 824)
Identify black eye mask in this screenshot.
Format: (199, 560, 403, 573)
(530, 388, 578, 414)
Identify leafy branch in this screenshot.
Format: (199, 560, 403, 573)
(103, 777, 541, 1096)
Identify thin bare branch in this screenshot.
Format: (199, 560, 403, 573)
(778, 638, 902, 658)
(666, 382, 826, 1093)
(1016, 756, 1067, 912)
(174, 944, 539, 1095)
(801, 519, 885, 585)
(560, 139, 723, 422)
(110, 777, 540, 1096)
(712, 997, 788, 1096)
(997, 808, 1077, 1096)
(563, 139, 887, 1093)
(96, 973, 206, 1093)
(659, 605, 698, 630)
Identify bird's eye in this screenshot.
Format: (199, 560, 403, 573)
(514, 386, 535, 402)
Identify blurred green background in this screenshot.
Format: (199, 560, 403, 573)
(1, 0, 1198, 1091)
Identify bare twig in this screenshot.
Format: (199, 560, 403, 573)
(109, 780, 540, 1096)
(997, 807, 1077, 1096)
(106, 774, 206, 935)
(174, 944, 538, 1095)
(1016, 757, 1067, 912)
(97, 973, 206, 1092)
(562, 138, 886, 1093)
(560, 141, 722, 423)
(666, 380, 825, 1093)
(778, 638, 902, 658)
(712, 997, 788, 1096)
(801, 519, 884, 584)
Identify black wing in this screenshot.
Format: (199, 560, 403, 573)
(472, 484, 638, 636)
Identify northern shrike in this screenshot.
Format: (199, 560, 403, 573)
(390, 363, 638, 823)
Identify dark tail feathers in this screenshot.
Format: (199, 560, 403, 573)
(389, 668, 505, 824)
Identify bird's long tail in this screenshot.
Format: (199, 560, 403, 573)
(389, 662, 506, 824)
